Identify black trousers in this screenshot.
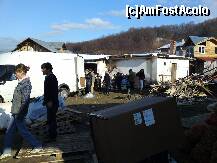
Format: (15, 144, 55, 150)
(47, 106, 58, 139)
(129, 81, 135, 94)
(86, 83, 91, 93)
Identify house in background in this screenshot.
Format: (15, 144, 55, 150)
(157, 39, 185, 56)
(109, 53, 189, 83)
(183, 36, 217, 58)
(183, 36, 217, 75)
(13, 38, 69, 53)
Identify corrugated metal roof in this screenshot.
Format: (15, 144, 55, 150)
(29, 38, 64, 52)
(188, 36, 208, 45)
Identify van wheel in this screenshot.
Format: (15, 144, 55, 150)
(59, 88, 69, 99)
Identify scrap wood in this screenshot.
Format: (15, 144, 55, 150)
(200, 85, 217, 99)
(18, 132, 93, 160)
(149, 71, 217, 100)
(28, 108, 84, 138)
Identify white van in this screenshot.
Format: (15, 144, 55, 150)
(0, 51, 85, 102)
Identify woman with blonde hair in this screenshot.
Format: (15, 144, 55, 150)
(0, 63, 42, 160)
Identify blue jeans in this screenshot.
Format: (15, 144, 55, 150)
(3, 116, 41, 154)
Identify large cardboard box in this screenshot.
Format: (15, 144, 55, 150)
(90, 97, 184, 163)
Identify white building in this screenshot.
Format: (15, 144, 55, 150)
(79, 54, 110, 77)
(109, 53, 189, 83)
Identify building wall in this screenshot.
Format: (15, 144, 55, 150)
(110, 58, 189, 83)
(194, 40, 217, 58)
(156, 58, 189, 82)
(111, 59, 153, 81)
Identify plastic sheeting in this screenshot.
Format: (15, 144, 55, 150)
(0, 96, 65, 129)
(25, 96, 65, 124)
(0, 102, 12, 129)
(0, 109, 11, 130)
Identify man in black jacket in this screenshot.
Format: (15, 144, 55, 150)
(41, 62, 59, 142)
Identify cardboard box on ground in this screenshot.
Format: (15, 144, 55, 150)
(90, 97, 184, 163)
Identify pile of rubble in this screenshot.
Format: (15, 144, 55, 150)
(149, 72, 217, 104)
(28, 108, 84, 138)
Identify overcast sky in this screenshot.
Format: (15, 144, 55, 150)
(0, 0, 216, 50)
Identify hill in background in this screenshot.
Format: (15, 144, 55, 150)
(66, 18, 217, 55)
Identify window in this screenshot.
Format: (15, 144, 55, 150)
(199, 46, 205, 54)
(215, 47, 217, 54)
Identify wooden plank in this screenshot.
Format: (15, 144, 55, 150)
(21, 149, 91, 160)
(17, 132, 94, 160)
(40, 153, 91, 163)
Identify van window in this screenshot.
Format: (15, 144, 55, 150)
(0, 65, 16, 81)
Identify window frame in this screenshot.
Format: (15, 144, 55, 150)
(199, 46, 205, 54)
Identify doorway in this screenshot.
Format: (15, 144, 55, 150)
(84, 63, 97, 73)
(171, 63, 177, 83)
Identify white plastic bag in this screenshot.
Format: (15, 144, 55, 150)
(83, 93, 95, 99)
(0, 103, 12, 129)
(25, 96, 65, 124)
(0, 111, 11, 129)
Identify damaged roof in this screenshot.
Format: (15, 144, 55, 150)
(188, 36, 208, 45)
(158, 40, 184, 49)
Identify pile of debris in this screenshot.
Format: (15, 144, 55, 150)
(149, 71, 217, 104)
(28, 108, 84, 138)
(17, 108, 94, 162)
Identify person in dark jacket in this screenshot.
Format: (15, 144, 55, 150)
(137, 69, 145, 91)
(116, 72, 123, 92)
(0, 64, 42, 160)
(85, 69, 92, 94)
(95, 73, 102, 92)
(128, 69, 136, 94)
(103, 72, 111, 95)
(41, 62, 59, 142)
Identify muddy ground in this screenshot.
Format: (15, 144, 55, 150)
(0, 92, 212, 163)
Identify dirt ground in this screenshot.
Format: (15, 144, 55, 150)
(0, 92, 212, 163)
(66, 92, 140, 112)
